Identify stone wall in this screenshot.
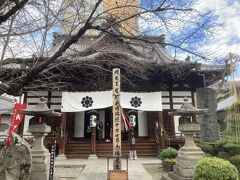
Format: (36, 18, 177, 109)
(196, 88, 220, 142)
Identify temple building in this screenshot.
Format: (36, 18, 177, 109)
(16, 0, 225, 158)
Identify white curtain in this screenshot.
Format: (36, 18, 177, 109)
(120, 92, 162, 111)
(62, 91, 112, 112)
(61, 91, 162, 112)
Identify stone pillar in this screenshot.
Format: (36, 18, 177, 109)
(28, 124, 51, 180)
(196, 88, 220, 142)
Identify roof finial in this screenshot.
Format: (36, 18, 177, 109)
(40, 97, 46, 102)
(183, 97, 189, 102)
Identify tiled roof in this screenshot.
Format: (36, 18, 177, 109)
(217, 95, 238, 111)
(53, 33, 186, 65)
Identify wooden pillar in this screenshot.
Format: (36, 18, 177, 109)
(158, 111, 165, 149)
(91, 126, 96, 154)
(191, 91, 197, 123)
(169, 89, 175, 134)
(191, 91, 195, 106)
(58, 112, 67, 158)
(47, 91, 51, 108)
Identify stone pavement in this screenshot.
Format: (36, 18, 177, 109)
(55, 157, 162, 180)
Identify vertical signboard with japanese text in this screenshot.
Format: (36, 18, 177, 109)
(112, 68, 121, 170)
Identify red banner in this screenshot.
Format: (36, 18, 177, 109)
(6, 103, 27, 146)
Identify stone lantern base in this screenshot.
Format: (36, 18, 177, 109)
(29, 124, 51, 180)
(162, 123, 205, 180)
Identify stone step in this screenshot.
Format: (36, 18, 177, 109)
(162, 172, 193, 180)
(162, 174, 173, 180)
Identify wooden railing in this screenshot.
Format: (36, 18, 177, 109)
(164, 133, 200, 149)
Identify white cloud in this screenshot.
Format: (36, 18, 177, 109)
(139, 0, 240, 62)
(196, 0, 240, 59)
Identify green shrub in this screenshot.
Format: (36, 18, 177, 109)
(162, 158, 176, 171)
(218, 151, 230, 160)
(198, 143, 216, 156)
(215, 139, 228, 152)
(223, 143, 240, 155)
(159, 147, 177, 160)
(205, 153, 212, 157)
(227, 100, 240, 111)
(230, 155, 240, 171)
(193, 157, 239, 180)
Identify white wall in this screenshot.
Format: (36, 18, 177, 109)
(1, 115, 11, 124)
(51, 91, 62, 110)
(138, 111, 148, 136)
(23, 115, 33, 135)
(162, 91, 192, 110)
(174, 116, 181, 135)
(74, 112, 85, 138)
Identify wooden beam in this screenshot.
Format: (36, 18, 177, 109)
(191, 91, 197, 123)
(169, 89, 175, 134)
(59, 112, 67, 155)
(47, 91, 51, 108)
(158, 111, 165, 150)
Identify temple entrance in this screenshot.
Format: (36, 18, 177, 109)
(71, 109, 155, 142)
(48, 110, 163, 158)
(84, 112, 91, 139)
(72, 110, 111, 141)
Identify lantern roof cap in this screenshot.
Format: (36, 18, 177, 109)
(19, 97, 61, 117)
(169, 97, 207, 116)
(127, 109, 138, 115)
(87, 109, 99, 115)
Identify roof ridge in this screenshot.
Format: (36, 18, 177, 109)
(0, 95, 15, 103)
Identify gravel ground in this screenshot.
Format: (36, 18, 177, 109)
(143, 164, 167, 180)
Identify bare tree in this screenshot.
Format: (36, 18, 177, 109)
(0, 0, 217, 95)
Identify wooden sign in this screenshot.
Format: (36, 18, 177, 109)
(112, 68, 121, 170)
(49, 140, 56, 180)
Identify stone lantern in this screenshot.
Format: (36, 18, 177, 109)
(162, 98, 207, 180)
(19, 97, 61, 180)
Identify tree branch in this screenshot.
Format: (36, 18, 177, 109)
(3, 0, 103, 95)
(0, 0, 29, 25)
